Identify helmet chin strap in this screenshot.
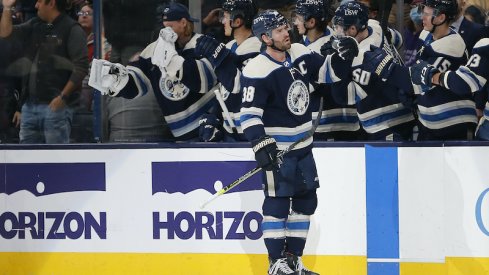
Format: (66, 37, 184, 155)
(429, 14, 447, 33)
(229, 18, 243, 37)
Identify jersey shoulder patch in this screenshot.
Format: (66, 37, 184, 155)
(242, 54, 280, 79)
(289, 43, 312, 61)
(360, 21, 383, 51)
(430, 32, 466, 58)
(307, 35, 333, 53)
(473, 38, 489, 56)
(235, 36, 262, 55)
(183, 33, 202, 51)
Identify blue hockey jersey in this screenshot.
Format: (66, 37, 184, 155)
(213, 36, 262, 139)
(331, 21, 415, 138)
(240, 43, 331, 154)
(303, 28, 361, 139)
(414, 29, 477, 131)
(442, 38, 489, 122)
(113, 33, 217, 140)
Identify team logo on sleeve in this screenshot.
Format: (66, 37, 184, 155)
(159, 76, 190, 101)
(287, 80, 309, 115)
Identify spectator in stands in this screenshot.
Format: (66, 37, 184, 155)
(201, 0, 226, 43)
(404, 0, 424, 66)
(452, 0, 487, 53)
(102, 0, 173, 142)
(464, 5, 486, 25)
(0, 0, 88, 144)
(70, 1, 111, 143)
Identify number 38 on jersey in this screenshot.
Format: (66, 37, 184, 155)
(242, 86, 255, 103)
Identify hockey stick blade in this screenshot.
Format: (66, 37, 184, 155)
(200, 166, 262, 209)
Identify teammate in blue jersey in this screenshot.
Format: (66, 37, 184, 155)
(194, 0, 262, 141)
(294, 0, 362, 141)
(365, 0, 477, 140)
(328, 1, 416, 141)
(409, 38, 489, 140)
(88, 3, 217, 141)
(240, 9, 358, 275)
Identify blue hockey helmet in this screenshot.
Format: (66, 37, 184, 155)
(422, 0, 458, 21)
(332, 1, 369, 32)
(222, 0, 257, 28)
(296, 0, 327, 22)
(252, 10, 289, 41)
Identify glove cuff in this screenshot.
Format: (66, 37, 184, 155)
(438, 72, 447, 89)
(252, 136, 276, 153)
(210, 43, 230, 68)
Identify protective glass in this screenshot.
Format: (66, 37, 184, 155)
(333, 23, 346, 38)
(418, 5, 440, 17)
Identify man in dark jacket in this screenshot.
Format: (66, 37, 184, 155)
(0, 0, 88, 144)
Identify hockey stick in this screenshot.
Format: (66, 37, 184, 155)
(214, 87, 238, 134)
(200, 97, 324, 209)
(377, 0, 404, 65)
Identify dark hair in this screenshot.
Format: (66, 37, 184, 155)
(45, 0, 69, 12)
(464, 5, 486, 25)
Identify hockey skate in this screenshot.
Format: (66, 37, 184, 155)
(285, 253, 319, 275)
(268, 257, 299, 275)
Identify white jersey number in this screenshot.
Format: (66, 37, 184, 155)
(242, 86, 255, 103)
(353, 69, 371, 86)
(432, 57, 451, 73)
(467, 54, 481, 68)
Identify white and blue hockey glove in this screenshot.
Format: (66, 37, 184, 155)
(88, 59, 129, 96)
(363, 46, 395, 80)
(195, 35, 230, 68)
(198, 114, 224, 142)
(251, 135, 279, 171)
(409, 60, 439, 87)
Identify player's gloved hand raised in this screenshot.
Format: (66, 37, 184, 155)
(363, 45, 395, 80)
(320, 40, 336, 56)
(251, 135, 279, 171)
(88, 59, 129, 96)
(195, 35, 230, 68)
(336, 36, 359, 61)
(409, 60, 438, 87)
(199, 114, 224, 142)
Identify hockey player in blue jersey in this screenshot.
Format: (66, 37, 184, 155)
(365, 0, 477, 140)
(328, 1, 416, 140)
(88, 3, 217, 141)
(294, 0, 362, 141)
(240, 9, 358, 275)
(409, 38, 489, 140)
(194, 0, 262, 141)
